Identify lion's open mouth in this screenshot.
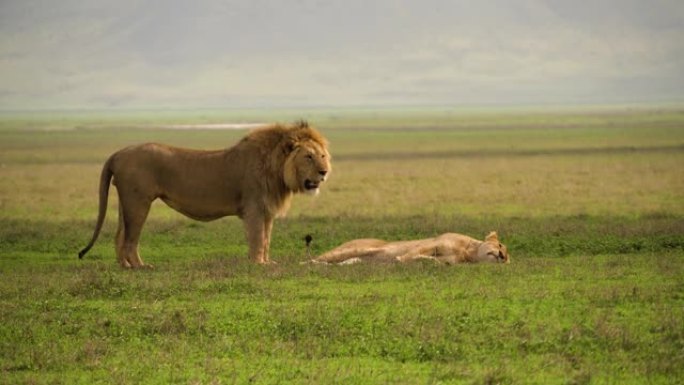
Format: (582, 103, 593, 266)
(304, 179, 320, 190)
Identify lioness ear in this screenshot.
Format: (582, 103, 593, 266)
(485, 231, 498, 242)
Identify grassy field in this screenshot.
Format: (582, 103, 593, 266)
(1, 107, 683, 384)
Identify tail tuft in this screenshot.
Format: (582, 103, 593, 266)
(304, 234, 313, 259)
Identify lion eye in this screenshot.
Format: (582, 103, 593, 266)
(306, 154, 314, 160)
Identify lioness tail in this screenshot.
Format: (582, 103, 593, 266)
(304, 234, 313, 258)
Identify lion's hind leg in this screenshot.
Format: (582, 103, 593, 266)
(314, 248, 370, 264)
(316, 247, 386, 264)
(116, 188, 154, 269)
(115, 205, 131, 268)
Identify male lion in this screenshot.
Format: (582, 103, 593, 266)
(307, 231, 510, 265)
(79, 121, 331, 267)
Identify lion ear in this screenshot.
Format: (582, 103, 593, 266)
(485, 231, 498, 242)
(283, 138, 300, 155)
(286, 141, 296, 153)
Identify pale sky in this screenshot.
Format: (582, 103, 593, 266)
(1, 0, 683, 110)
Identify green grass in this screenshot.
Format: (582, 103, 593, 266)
(1, 107, 684, 384)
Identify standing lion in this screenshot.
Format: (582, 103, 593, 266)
(79, 121, 331, 267)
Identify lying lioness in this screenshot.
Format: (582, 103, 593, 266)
(308, 231, 510, 265)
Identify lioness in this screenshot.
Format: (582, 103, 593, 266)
(79, 121, 331, 267)
(308, 231, 510, 265)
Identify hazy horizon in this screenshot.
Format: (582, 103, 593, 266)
(1, 0, 683, 111)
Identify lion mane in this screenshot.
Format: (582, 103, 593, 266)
(78, 121, 331, 267)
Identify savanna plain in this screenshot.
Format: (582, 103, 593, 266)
(1, 107, 683, 384)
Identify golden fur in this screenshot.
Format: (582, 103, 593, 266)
(79, 121, 331, 267)
(309, 232, 510, 265)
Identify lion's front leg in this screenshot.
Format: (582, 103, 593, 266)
(395, 253, 441, 263)
(394, 245, 442, 264)
(242, 209, 272, 264)
(262, 216, 275, 264)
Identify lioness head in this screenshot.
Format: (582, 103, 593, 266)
(283, 123, 331, 195)
(476, 231, 511, 263)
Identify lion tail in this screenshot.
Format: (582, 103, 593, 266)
(304, 234, 313, 259)
(78, 156, 114, 259)
(298, 234, 316, 264)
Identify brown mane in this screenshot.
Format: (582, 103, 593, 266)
(233, 121, 329, 216)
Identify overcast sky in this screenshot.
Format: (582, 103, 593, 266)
(1, 0, 683, 110)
